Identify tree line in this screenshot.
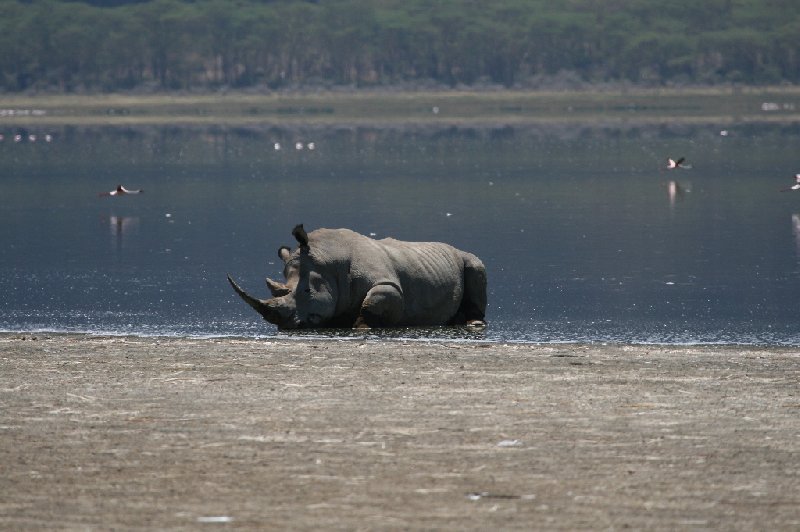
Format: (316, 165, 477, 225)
(1, 0, 798, 92)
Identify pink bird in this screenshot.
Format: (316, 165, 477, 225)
(665, 157, 691, 170)
(99, 185, 144, 197)
(780, 174, 800, 192)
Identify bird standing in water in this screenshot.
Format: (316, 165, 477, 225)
(780, 174, 800, 192)
(99, 185, 144, 197)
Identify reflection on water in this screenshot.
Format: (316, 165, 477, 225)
(667, 180, 690, 209)
(105, 215, 139, 250)
(793, 214, 800, 259)
(1, 123, 799, 345)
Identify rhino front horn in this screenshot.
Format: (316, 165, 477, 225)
(292, 224, 309, 247)
(227, 274, 272, 319)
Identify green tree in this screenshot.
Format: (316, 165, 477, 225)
(2, 0, 799, 91)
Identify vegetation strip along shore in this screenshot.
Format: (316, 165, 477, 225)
(2, 88, 800, 126)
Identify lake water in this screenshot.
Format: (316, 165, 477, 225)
(1, 122, 799, 344)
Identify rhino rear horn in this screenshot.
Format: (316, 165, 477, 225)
(266, 277, 290, 297)
(292, 224, 309, 247)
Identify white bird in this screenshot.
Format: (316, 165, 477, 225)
(665, 157, 691, 170)
(99, 184, 144, 197)
(781, 174, 800, 192)
(273, 142, 281, 151)
(295, 142, 304, 150)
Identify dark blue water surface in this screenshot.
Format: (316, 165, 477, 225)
(1, 123, 799, 344)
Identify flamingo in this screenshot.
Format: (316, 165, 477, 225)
(99, 185, 144, 197)
(665, 157, 691, 170)
(781, 174, 800, 192)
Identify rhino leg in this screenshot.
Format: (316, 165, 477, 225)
(353, 282, 404, 329)
(459, 254, 487, 326)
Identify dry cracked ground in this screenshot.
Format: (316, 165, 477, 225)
(1, 334, 798, 530)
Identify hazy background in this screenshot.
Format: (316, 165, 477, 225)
(1, 0, 798, 93)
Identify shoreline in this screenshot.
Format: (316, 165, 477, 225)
(4, 330, 800, 348)
(2, 333, 798, 529)
(2, 86, 799, 127)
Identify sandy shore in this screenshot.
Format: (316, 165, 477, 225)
(1, 334, 798, 530)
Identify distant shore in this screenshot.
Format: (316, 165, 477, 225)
(1, 333, 798, 529)
(2, 86, 800, 127)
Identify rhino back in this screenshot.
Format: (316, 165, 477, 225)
(376, 239, 466, 324)
(308, 229, 481, 325)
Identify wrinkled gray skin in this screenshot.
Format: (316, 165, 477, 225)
(228, 227, 487, 329)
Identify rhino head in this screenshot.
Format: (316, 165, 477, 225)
(228, 225, 339, 329)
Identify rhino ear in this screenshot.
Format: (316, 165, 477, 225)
(278, 246, 292, 263)
(266, 277, 291, 297)
(292, 224, 309, 247)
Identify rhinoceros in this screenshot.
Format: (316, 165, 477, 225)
(227, 225, 487, 329)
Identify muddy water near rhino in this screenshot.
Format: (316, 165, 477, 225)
(1, 123, 799, 344)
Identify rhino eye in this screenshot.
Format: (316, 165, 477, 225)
(303, 288, 311, 293)
(310, 274, 325, 292)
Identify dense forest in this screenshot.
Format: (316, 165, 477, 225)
(2, 0, 799, 92)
